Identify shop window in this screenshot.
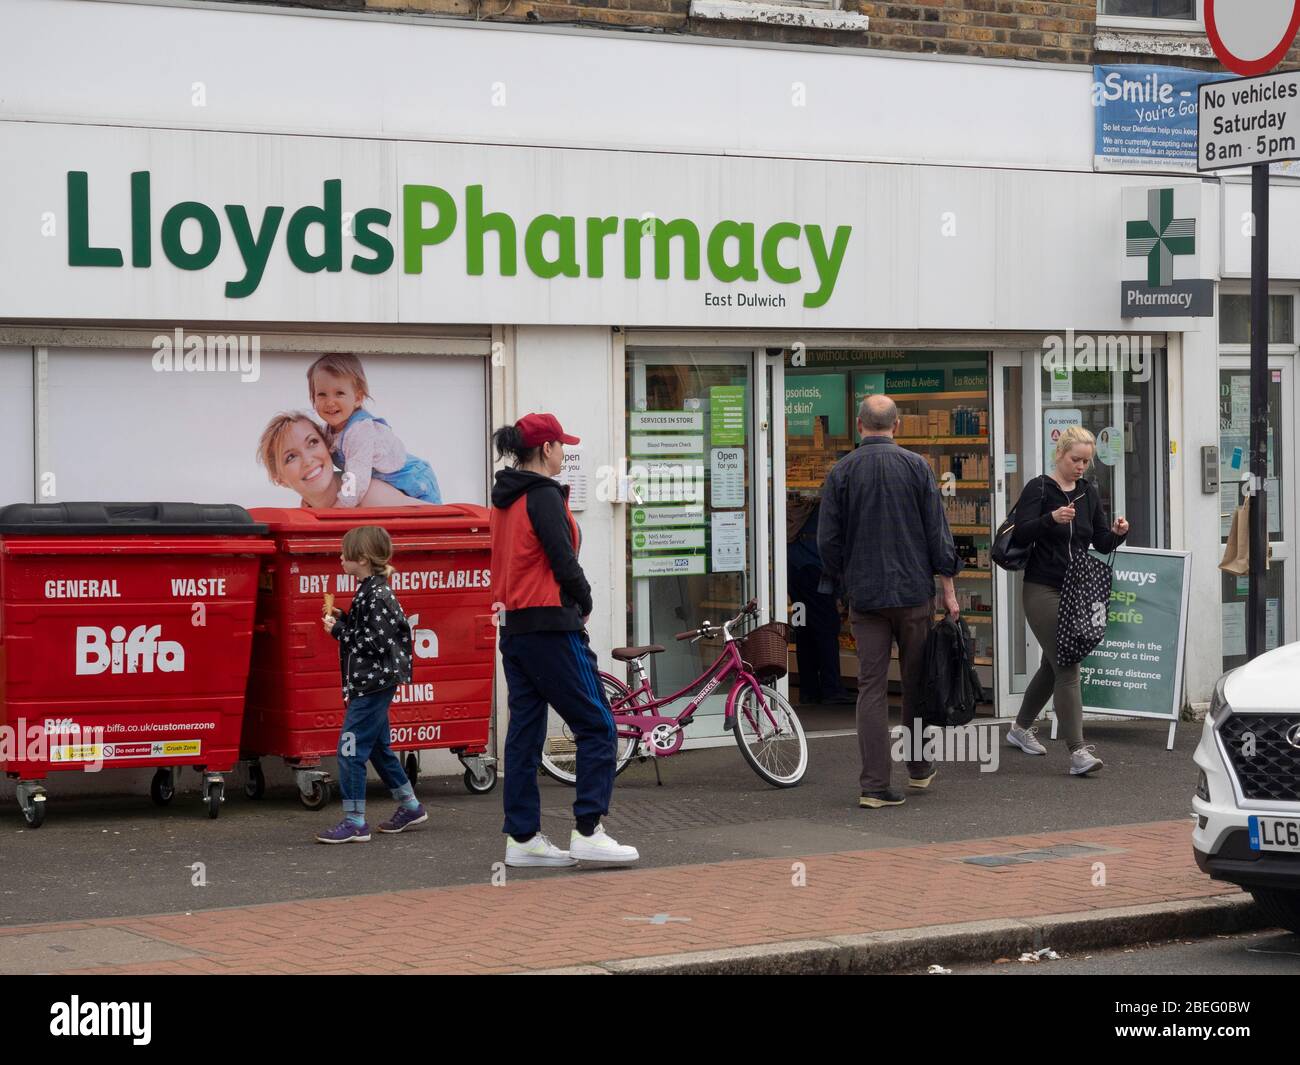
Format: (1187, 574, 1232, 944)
(1039, 353, 1162, 551)
(1098, 0, 1197, 23)
(1219, 294, 1295, 345)
(0, 347, 34, 504)
(1218, 366, 1287, 669)
(43, 347, 487, 507)
(784, 350, 996, 698)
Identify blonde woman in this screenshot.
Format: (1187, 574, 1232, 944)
(1005, 426, 1129, 775)
(256, 412, 424, 509)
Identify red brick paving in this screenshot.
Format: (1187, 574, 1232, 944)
(0, 819, 1228, 974)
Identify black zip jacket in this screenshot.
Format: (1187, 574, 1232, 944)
(329, 573, 414, 702)
(1010, 475, 1127, 590)
(490, 468, 593, 634)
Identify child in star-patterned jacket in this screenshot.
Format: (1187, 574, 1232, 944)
(316, 525, 427, 844)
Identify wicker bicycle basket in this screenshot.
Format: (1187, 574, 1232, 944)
(739, 621, 792, 681)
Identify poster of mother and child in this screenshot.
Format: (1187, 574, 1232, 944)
(256, 354, 443, 509)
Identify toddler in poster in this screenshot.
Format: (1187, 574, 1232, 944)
(307, 353, 443, 507)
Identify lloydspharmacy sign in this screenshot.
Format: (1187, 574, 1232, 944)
(65, 172, 853, 309)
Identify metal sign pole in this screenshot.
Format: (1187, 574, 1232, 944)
(1247, 161, 1269, 660)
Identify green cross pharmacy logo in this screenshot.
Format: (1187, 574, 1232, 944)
(1126, 188, 1195, 288)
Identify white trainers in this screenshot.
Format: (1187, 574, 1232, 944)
(1069, 745, 1104, 776)
(504, 833, 577, 868)
(1007, 724, 1047, 755)
(569, 825, 640, 864)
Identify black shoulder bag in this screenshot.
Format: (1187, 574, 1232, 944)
(992, 475, 1042, 572)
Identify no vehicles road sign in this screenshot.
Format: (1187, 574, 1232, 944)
(1198, 70, 1300, 170)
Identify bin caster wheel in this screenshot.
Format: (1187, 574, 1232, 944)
(300, 780, 331, 810)
(244, 762, 265, 800)
(150, 770, 175, 806)
(463, 765, 497, 795)
(404, 752, 420, 785)
(205, 781, 224, 819)
(19, 790, 46, 829)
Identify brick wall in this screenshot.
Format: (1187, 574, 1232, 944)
(859, 0, 1094, 63)
(213, 0, 1300, 68)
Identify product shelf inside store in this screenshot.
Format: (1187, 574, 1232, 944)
(958, 570, 991, 579)
(949, 524, 990, 535)
(896, 436, 987, 446)
(890, 391, 987, 401)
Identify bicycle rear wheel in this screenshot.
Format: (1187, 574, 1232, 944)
(539, 673, 640, 786)
(732, 684, 808, 787)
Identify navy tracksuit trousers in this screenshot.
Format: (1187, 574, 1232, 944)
(499, 629, 617, 839)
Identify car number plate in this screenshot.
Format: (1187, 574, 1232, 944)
(1248, 816, 1300, 853)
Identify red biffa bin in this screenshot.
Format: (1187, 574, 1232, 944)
(241, 506, 497, 808)
(0, 502, 272, 826)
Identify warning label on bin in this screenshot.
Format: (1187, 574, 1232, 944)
(50, 744, 105, 763)
(68, 739, 205, 761)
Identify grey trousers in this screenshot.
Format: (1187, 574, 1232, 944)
(1016, 581, 1085, 750)
(850, 603, 933, 792)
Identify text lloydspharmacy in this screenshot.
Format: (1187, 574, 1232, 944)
(67, 173, 852, 307)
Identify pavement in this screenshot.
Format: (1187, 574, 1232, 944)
(0, 714, 1273, 975)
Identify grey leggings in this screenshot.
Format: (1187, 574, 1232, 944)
(1016, 581, 1085, 751)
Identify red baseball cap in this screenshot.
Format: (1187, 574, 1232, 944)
(516, 412, 580, 447)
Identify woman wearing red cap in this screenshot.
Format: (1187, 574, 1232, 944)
(490, 413, 640, 868)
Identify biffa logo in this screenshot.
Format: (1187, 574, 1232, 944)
(75, 625, 186, 675)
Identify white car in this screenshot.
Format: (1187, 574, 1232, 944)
(1192, 640, 1300, 934)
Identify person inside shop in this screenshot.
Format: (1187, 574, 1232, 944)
(787, 493, 855, 708)
(817, 394, 961, 810)
(256, 412, 425, 508)
(1005, 425, 1128, 776)
(490, 412, 639, 868)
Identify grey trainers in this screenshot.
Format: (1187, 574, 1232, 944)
(1007, 724, 1047, 756)
(1069, 745, 1104, 776)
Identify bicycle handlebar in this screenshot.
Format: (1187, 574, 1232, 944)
(674, 600, 759, 642)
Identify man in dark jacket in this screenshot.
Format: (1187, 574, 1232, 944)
(491, 413, 639, 868)
(818, 394, 961, 809)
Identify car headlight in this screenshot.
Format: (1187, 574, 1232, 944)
(1195, 769, 1210, 802)
(1209, 670, 1235, 727)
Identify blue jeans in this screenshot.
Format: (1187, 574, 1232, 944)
(336, 686, 409, 815)
(500, 630, 616, 839)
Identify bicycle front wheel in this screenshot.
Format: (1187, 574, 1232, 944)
(539, 673, 640, 786)
(731, 684, 808, 787)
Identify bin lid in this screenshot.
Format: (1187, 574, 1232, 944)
(248, 504, 489, 534)
(0, 502, 268, 536)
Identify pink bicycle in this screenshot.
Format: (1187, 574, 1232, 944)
(540, 600, 808, 788)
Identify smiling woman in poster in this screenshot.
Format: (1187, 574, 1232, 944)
(257, 412, 425, 508)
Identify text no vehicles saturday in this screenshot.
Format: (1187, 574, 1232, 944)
(67, 174, 853, 308)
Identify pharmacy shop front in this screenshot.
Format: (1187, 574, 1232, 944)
(0, 121, 1191, 747)
(622, 336, 1168, 735)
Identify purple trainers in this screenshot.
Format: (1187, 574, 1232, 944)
(378, 803, 428, 834)
(316, 818, 371, 844)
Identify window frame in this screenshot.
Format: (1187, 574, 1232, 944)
(1096, 0, 1202, 35)
(758, 0, 838, 9)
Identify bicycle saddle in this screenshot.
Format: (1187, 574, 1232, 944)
(611, 644, 665, 661)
